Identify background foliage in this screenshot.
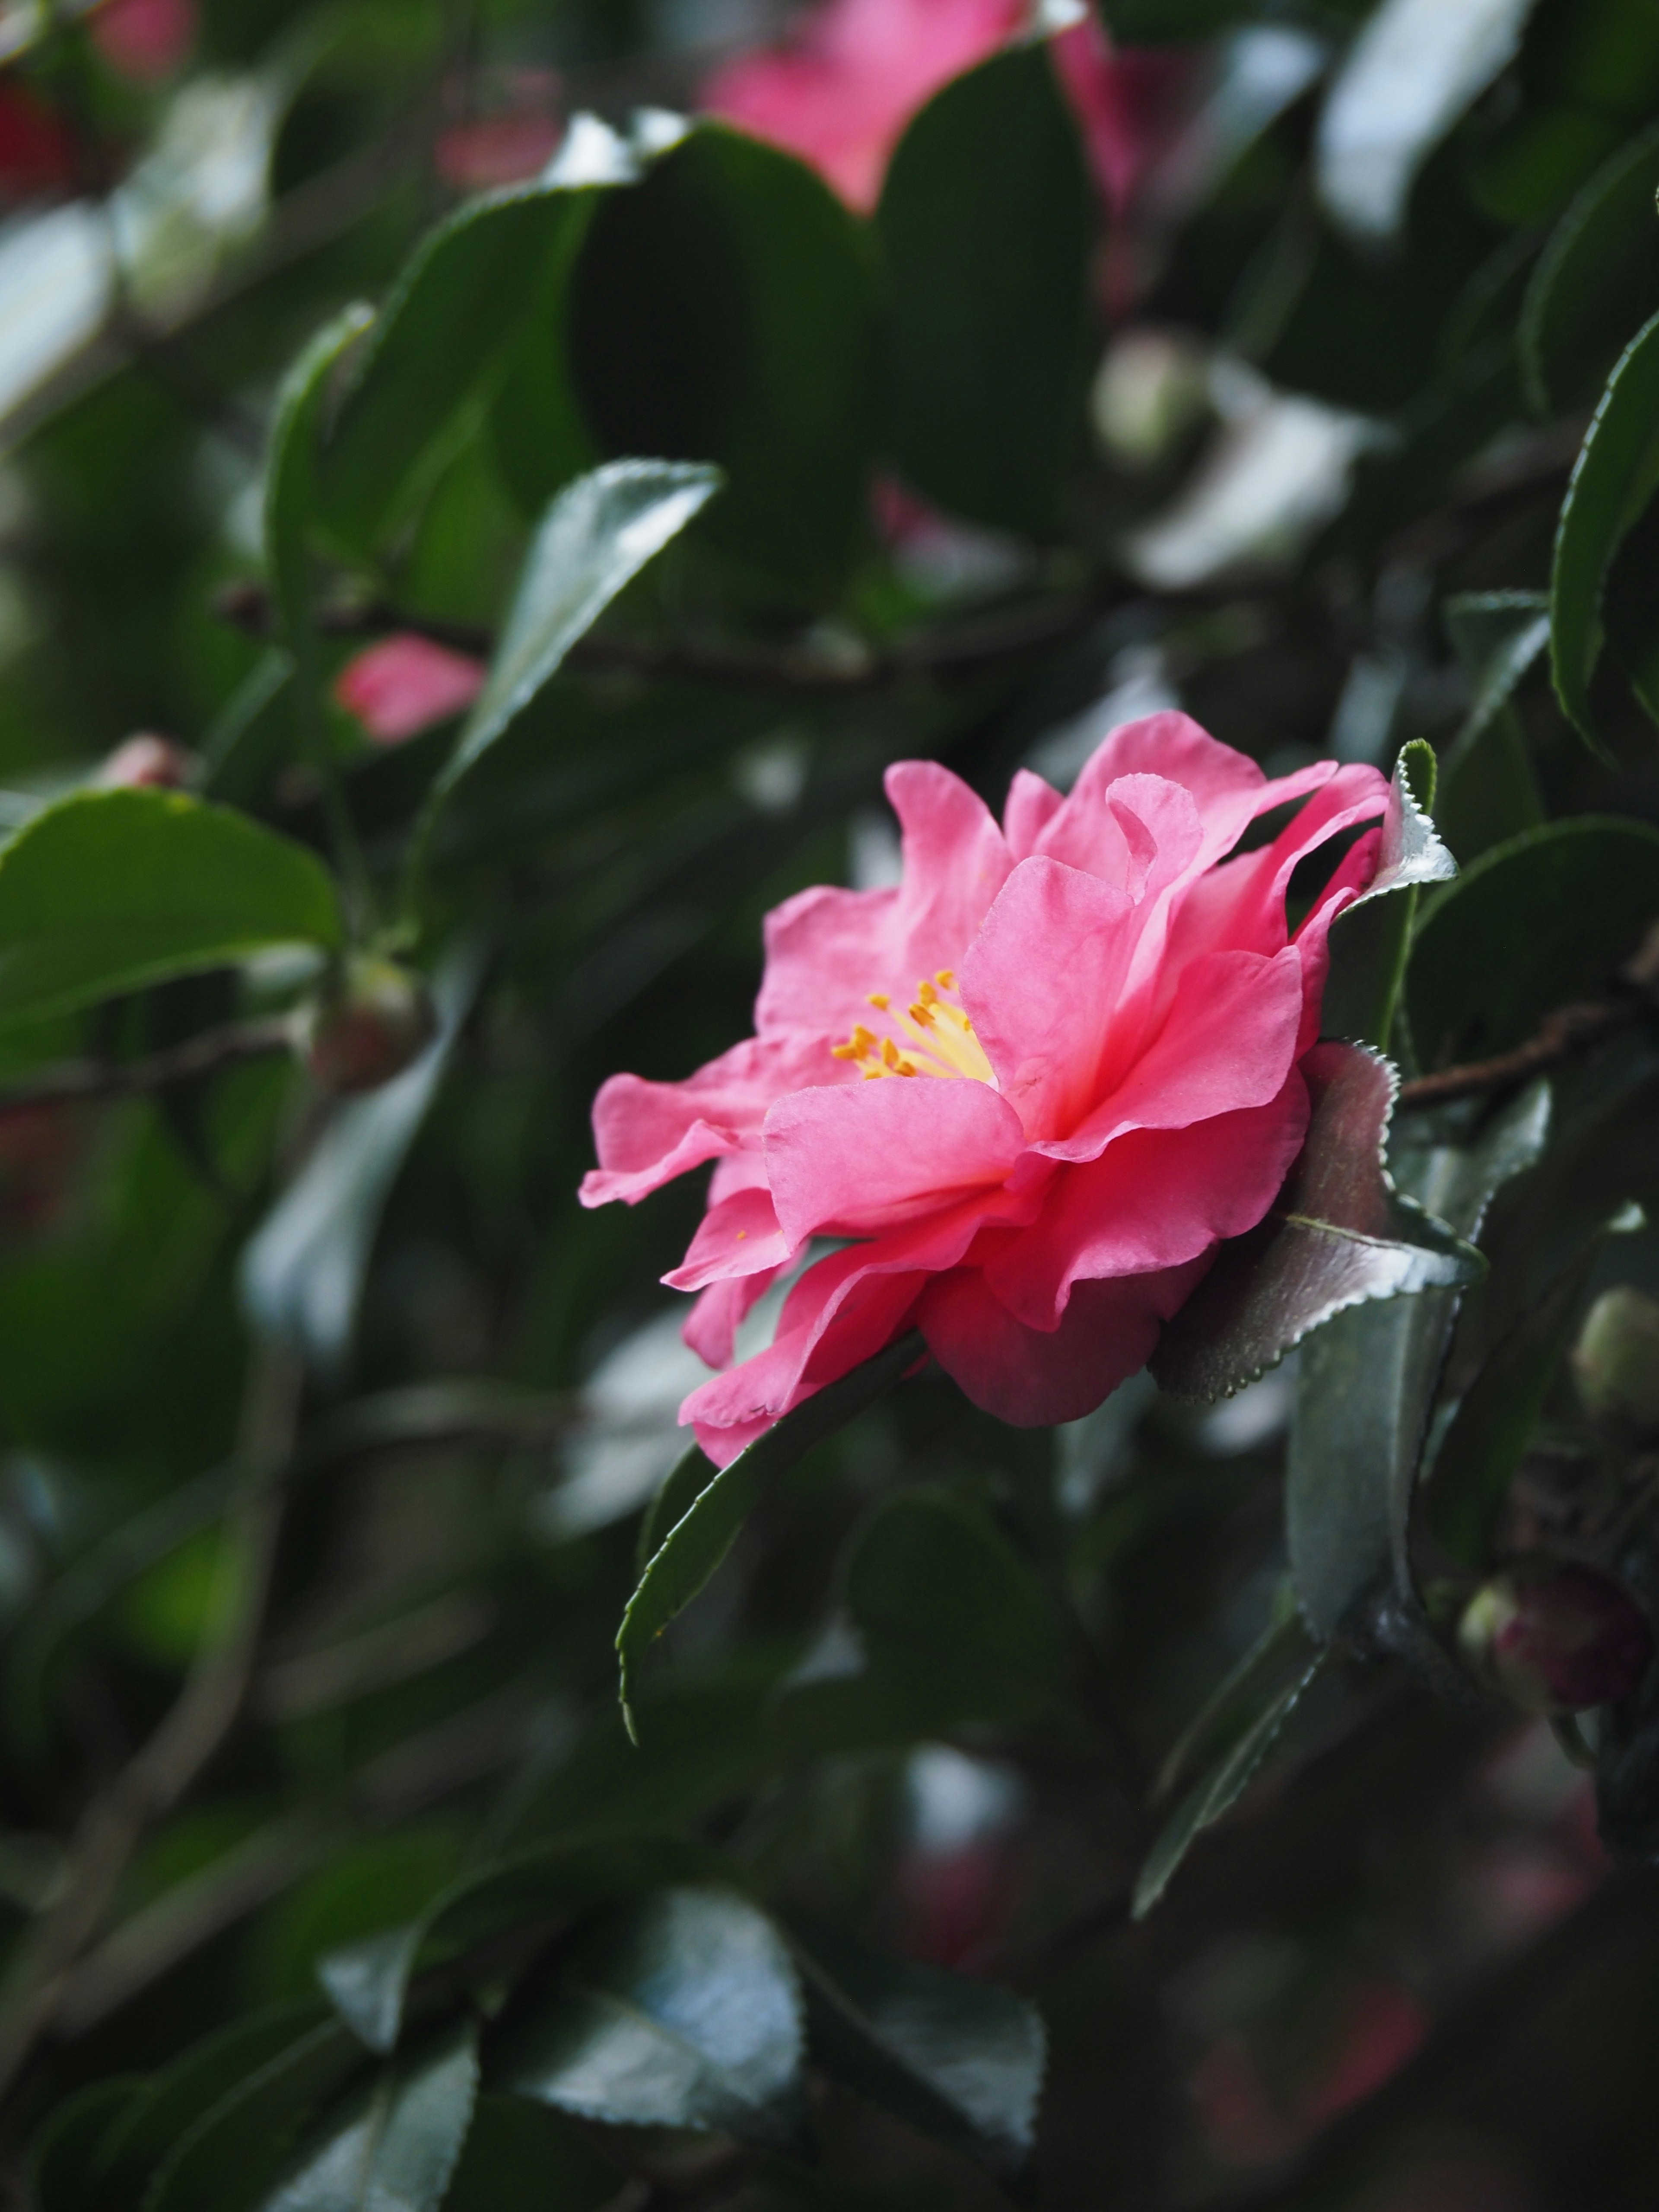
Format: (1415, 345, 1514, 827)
(1, 0, 1659, 2206)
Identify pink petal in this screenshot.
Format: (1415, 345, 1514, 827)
(984, 1077, 1309, 1330)
(1003, 767, 1065, 859)
(334, 635, 486, 746)
(920, 1258, 1210, 1426)
(763, 1074, 1028, 1243)
(664, 1186, 792, 1292)
(959, 856, 1135, 1141)
(581, 1033, 837, 1208)
(683, 1269, 783, 1369)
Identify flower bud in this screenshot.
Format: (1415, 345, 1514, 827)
(300, 957, 436, 1096)
(1571, 1287, 1659, 1437)
(96, 734, 196, 790)
(1458, 1560, 1653, 1714)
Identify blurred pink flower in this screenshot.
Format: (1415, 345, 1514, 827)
(91, 0, 196, 84)
(334, 634, 486, 746)
(436, 113, 563, 191)
(97, 733, 195, 788)
(703, 0, 1195, 220)
(581, 715, 1389, 1466)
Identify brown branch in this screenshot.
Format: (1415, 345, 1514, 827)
(1396, 997, 1644, 1111)
(0, 1016, 295, 1117)
(213, 581, 1109, 693)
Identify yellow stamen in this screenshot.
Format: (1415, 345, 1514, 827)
(867, 992, 890, 1010)
(831, 970, 994, 1084)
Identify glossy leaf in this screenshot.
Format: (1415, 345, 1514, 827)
(499, 1886, 807, 2152)
(430, 460, 718, 812)
(791, 1917, 1046, 2186)
(318, 1831, 720, 2056)
(615, 1329, 923, 1732)
(1550, 308, 1659, 753)
(1285, 1082, 1548, 1645)
(569, 123, 879, 592)
(0, 789, 340, 1028)
(877, 39, 1093, 535)
(142, 2016, 366, 2212)
(1520, 122, 1659, 416)
(1320, 741, 1456, 1050)
(1408, 817, 1659, 1069)
(1132, 1651, 1327, 1919)
(264, 304, 376, 663)
(240, 941, 482, 1369)
(442, 2096, 620, 2212)
(321, 127, 639, 550)
(1151, 1043, 1481, 1405)
(259, 2020, 477, 2212)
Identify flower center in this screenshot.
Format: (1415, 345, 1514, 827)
(831, 970, 994, 1082)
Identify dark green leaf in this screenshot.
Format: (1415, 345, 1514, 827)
(1132, 1651, 1327, 1920)
(442, 2096, 620, 2212)
(570, 124, 878, 593)
(1285, 1083, 1548, 1645)
(790, 1917, 1045, 2187)
(1437, 591, 1548, 859)
(636, 1441, 713, 1573)
(1320, 742, 1456, 1050)
(1520, 122, 1659, 416)
(498, 1886, 807, 2152)
(0, 789, 340, 1029)
(143, 2017, 366, 2212)
(321, 131, 637, 550)
(30, 2079, 143, 2212)
(615, 1331, 923, 1732)
(1602, 479, 1659, 728)
(1153, 1586, 1306, 1805)
(264, 305, 376, 662)
(318, 1832, 720, 2056)
(1549, 307, 1659, 754)
(430, 460, 719, 815)
(259, 2020, 477, 2212)
(1151, 1043, 1481, 1405)
(1408, 817, 1659, 1069)
(877, 39, 1093, 535)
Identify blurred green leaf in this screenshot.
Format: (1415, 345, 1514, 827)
(877, 39, 1093, 535)
(264, 304, 376, 663)
(498, 1885, 807, 2152)
(1521, 123, 1659, 416)
(258, 2019, 477, 2212)
(1152, 1042, 1481, 1405)
(791, 1917, 1045, 2187)
(29, 2078, 143, 2212)
(143, 2014, 366, 2212)
(1408, 817, 1659, 1069)
(1437, 591, 1548, 860)
(442, 2095, 620, 2212)
(1550, 308, 1659, 754)
(616, 1332, 923, 1734)
(0, 789, 339, 1028)
(570, 124, 879, 593)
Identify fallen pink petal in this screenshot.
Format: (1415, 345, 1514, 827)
(333, 633, 488, 745)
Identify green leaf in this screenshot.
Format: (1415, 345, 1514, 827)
(1603, 479, 1659, 728)
(1520, 122, 1659, 417)
(1150, 1043, 1482, 1405)
(877, 38, 1093, 536)
(1408, 817, 1659, 1070)
(0, 788, 340, 1029)
(318, 1832, 720, 2056)
(615, 1330, 923, 1733)
(142, 2016, 366, 2212)
(1320, 742, 1456, 1051)
(264, 304, 376, 662)
(259, 2020, 477, 2212)
(777, 1488, 1064, 1751)
(431, 459, 719, 812)
(636, 1441, 713, 1573)
(1437, 591, 1548, 860)
(240, 941, 482, 1369)
(498, 1886, 807, 2153)
(1285, 1082, 1549, 1646)
(1153, 1587, 1306, 1805)
(1132, 1651, 1327, 1920)
(1549, 307, 1659, 754)
(569, 123, 879, 594)
(320, 131, 637, 550)
(442, 2096, 620, 2212)
(789, 1917, 1046, 2187)
(30, 2079, 143, 2212)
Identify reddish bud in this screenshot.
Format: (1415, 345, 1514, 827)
(1571, 1286, 1659, 1438)
(97, 734, 196, 790)
(333, 635, 486, 747)
(300, 958, 436, 1096)
(1458, 1560, 1653, 1715)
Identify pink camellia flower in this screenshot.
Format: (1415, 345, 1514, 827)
(703, 0, 1197, 222)
(581, 715, 1391, 1467)
(333, 634, 486, 746)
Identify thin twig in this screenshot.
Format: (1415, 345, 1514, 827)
(0, 1344, 304, 2095)
(1396, 998, 1644, 1111)
(213, 581, 1111, 693)
(0, 1016, 295, 1117)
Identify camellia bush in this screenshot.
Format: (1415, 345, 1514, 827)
(6, 0, 1659, 2204)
